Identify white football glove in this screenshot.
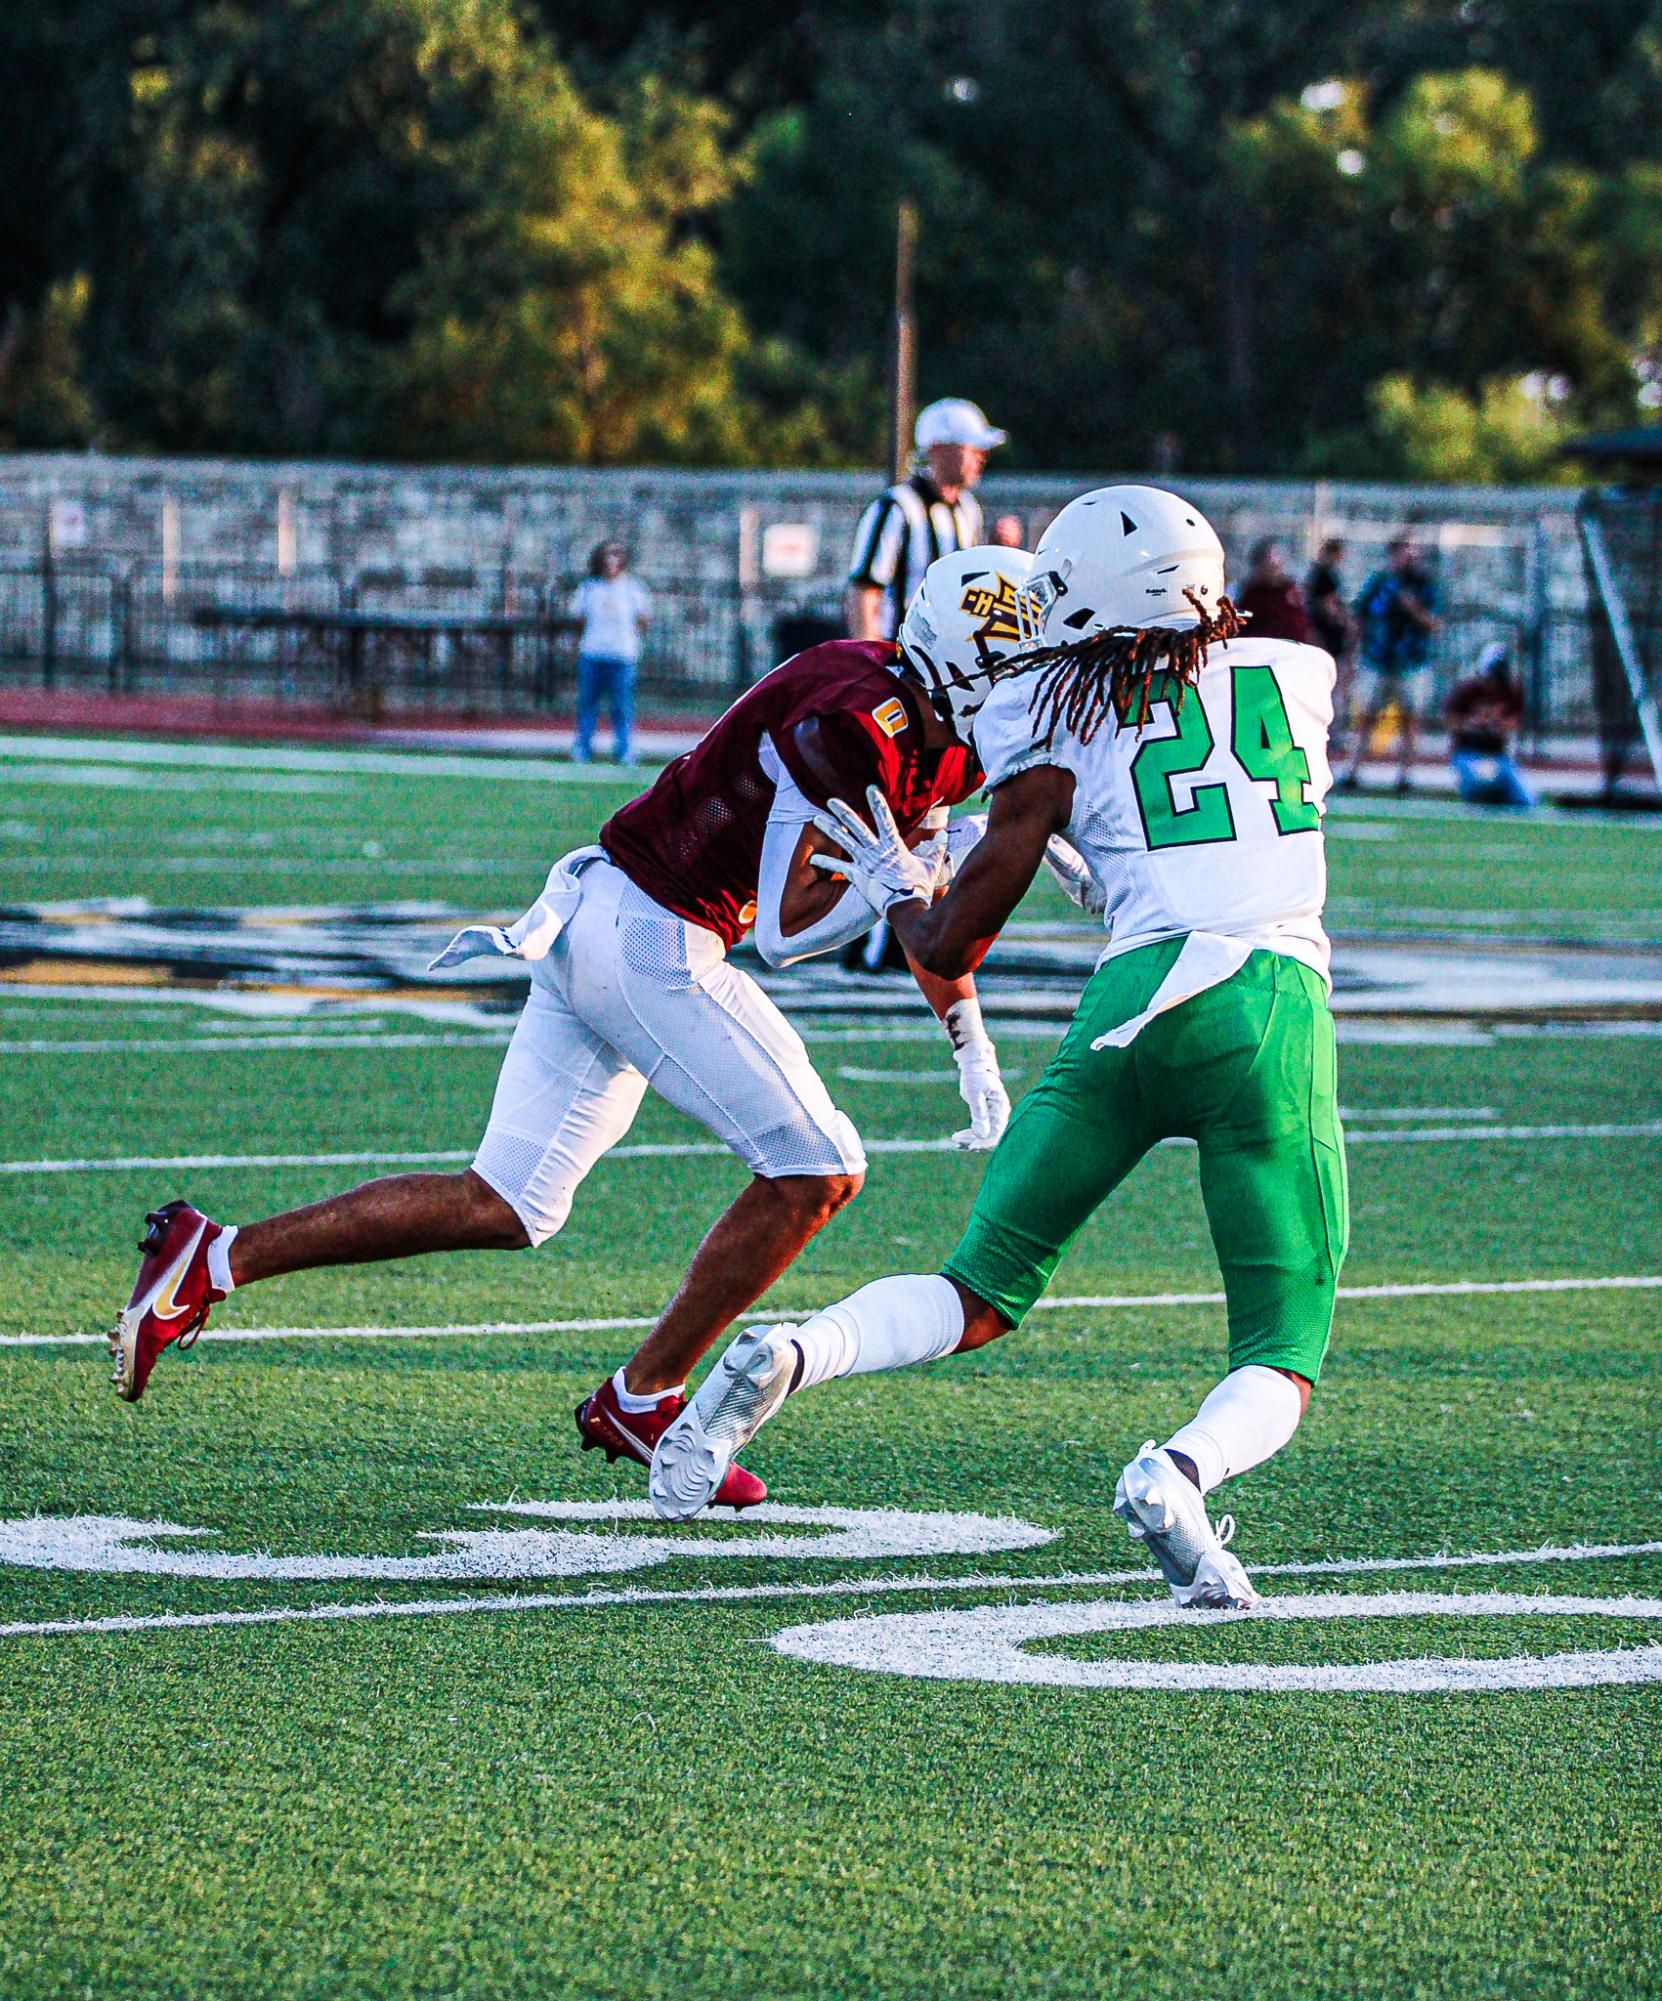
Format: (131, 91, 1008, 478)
(944, 996, 1010, 1151)
(1042, 833, 1106, 916)
(912, 824, 951, 893)
(808, 788, 939, 917)
(941, 812, 988, 882)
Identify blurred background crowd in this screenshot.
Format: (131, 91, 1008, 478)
(3, 2, 1660, 804)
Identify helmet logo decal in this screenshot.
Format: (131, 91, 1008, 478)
(958, 571, 1025, 661)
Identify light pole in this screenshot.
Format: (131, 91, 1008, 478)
(886, 199, 918, 483)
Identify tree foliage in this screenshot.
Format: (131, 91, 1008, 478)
(3, 0, 1662, 476)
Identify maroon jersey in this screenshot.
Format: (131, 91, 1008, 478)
(601, 640, 981, 947)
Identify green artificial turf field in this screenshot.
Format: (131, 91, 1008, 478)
(1, 735, 1659, 2000)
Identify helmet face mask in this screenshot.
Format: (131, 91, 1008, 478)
(1013, 568, 1061, 648)
(898, 547, 1034, 739)
(1017, 486, 1226, 651)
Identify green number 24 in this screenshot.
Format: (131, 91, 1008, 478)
(1130, 664, 1320, 850)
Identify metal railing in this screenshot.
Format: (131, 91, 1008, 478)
(0, 553, 1609, 736)
(1578, 488, 1662, 789)
(0, 561, 848, 712)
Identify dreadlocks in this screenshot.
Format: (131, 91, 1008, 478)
(1015, 590, 1245, 748)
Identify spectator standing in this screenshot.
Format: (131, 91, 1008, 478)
(990, 512, 1026, 549)
(1235, 538, 1312, 643)
(571, 541, 650, 764)
(1305, 536, 1355, 669)
(1445, 643, 1532, 807)
(1338, 534, 1441, 793)
(844, 397, 1006, 640)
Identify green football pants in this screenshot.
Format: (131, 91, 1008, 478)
(942, 939, 1349, 1382)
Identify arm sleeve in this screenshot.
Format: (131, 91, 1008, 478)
(632, 580, 652, 620)
(753, 770, 877, 968)
(775, 708, 894, 813)
(848, 495, 903, 587)
(972, 676, 1071, 791)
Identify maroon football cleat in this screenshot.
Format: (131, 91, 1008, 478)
(576, 1374, 767, 1509)
(109, 1201, 227, 1402)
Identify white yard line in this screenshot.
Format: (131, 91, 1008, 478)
(1041, 1273, 1662, 1309)
(1341, 1105, 1495, 1121)
(2, 1537, 1657, 1642)
(0, 989, 1657, 1047)
(837, 1065, 1027, 1084)
(0, 735, 634, 786)
(0, 765, 346, 796)
(6, 1273, 1657, 1351)
(1345, 1120, 1662, 1144)
(0, 1147, 480, 1176)
(3, 855, 512, 875)
(1, 1139, 958, 1174)
(0, 1034, 512, 1055)
(5, 1120, 1658, 1176)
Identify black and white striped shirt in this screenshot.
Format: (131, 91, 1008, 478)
(846, 475, 984, 638)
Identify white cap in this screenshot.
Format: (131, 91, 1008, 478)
(915, 398, 1007, 452)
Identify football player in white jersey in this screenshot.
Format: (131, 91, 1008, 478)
(649, 486, 1350, 1610)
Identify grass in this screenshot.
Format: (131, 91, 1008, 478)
(0, 738, 1659, 2000)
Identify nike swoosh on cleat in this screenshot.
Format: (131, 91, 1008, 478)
(149, 1222, 208, 1323)
(595, 1408, 655, 1466)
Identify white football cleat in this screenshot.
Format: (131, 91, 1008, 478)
(649, 1323, 798, 1522)
(1113, 1442, 1260, 1610)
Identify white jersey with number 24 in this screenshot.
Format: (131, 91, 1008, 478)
(974, 636, 1335, 985)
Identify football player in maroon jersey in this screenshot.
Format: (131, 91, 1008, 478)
(108, 549, 1034, 1508)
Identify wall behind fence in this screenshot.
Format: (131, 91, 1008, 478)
(0, 453, 1595, 732)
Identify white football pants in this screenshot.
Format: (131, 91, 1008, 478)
(472, 858, 865, 1245)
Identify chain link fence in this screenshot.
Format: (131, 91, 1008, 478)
(0, 515, 1618, 743)
(0, 562, 845, 714)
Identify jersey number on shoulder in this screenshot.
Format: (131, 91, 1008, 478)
(1131, 664, 1319, 851)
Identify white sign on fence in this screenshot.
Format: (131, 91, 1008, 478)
(48, 499, 89, 552)
(761, 523, 819, 578)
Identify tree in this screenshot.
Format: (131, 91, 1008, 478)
(1231, 69, 1659, 470)
(8, 0, 807, 463)
(384, 72, 758, 463)
(8, 0, 1662, 474)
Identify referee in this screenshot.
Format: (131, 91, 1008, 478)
(843, 397, 1007, 640)
(840, 397, 1008, 974)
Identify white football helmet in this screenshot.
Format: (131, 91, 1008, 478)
(898, 546, 1034, 737)
(1017, 486, 1226, 647)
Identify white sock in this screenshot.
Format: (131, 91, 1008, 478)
(788, 1275, 964, 1391)
(614, 1367, 683, 1412)
(206, 1225, 238, 1295)
(1162, 1365, 1303, 1494)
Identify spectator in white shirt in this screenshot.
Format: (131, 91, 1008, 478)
(570, 541, 651, 763)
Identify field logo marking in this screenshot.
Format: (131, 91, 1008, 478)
(0, 1503, 1054, 1585)
(1, 1530, 1658, 1649)
(769, 1589, 1662, 1693)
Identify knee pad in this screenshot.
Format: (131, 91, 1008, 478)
(471, 1135, 575, 1249)
(826, 1110, 867, 1178)
(748, 1108, 867, 1180)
